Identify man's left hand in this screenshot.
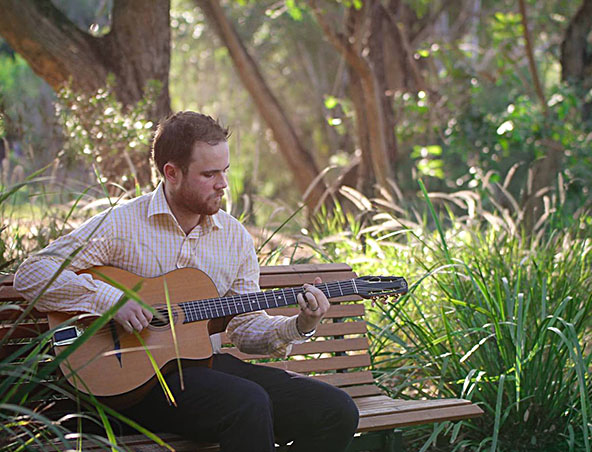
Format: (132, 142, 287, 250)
(296, 277, 330, 335)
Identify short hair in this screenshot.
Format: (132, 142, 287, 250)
(152, 111, 230, 175)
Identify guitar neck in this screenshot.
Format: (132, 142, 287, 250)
(179, 280, 358, 323)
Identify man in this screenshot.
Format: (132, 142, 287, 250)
(14, 111, 359, 452)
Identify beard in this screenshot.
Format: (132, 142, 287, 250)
(178, 188, 224, 216)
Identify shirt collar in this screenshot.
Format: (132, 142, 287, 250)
(147, 181, 223, 232)
(147, 181, 172, 218)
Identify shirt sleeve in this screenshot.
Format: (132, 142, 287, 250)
(225, 232, 304, 358)
(13, 209, 124, 314)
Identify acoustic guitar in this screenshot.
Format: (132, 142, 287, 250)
(48, 266, 407, 406)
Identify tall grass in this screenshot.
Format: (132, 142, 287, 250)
(0, 175, 177, 451)
(310, 179, 592, 451)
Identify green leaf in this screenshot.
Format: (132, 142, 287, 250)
(285, 0, 303, 21)
(324, 96, 339, 110)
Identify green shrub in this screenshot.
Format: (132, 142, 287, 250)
(56, 76, 160, 192)
(311, 179, 592, 451)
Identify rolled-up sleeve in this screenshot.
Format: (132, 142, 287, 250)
(225, 233, 304, 358)
(14, 210, 124, 314)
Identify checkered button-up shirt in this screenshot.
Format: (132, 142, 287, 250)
(14, 183, 303, 356)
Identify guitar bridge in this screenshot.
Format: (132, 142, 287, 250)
(52, 325, 83, 347)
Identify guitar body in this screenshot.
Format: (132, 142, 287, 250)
(47, 266, 222, 405)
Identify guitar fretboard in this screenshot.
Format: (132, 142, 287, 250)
(179, 280, 358, 323)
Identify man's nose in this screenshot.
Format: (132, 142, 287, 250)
(215, 173, 228, 189)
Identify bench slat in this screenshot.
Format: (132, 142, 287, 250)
(357, 402, 484, 432)
(260, 263, 353, 275)
(341, 384, 383, 398)
(265, 304, 365, 318)
(0, 286, 24, 301)
(259, 271, 358, 288)
(315, 321, 367, 336)
(356, 395, 473, 417)
(2, 318, 368, 345)
(0, 274, 15, 285)
(0, 305, 41, 321)
(261, 353, 371, 373)
(0, 323, 47, 340)
(218, 321, 367, 345)
(311, 370, 375, 387)
(221, 337, 369, 359)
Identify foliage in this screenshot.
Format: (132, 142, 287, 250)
(0, 177, 181, 451)
(56, 76, 160, 191)
(0, 51, 59, 166)
(309, 176, 592, 451)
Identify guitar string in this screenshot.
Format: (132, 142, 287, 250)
(59, 279, 402, 340)
(180, 280, 358, 322)
(60, 280, 362, 341)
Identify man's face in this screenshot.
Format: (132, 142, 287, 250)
(170, 141, 230, 216)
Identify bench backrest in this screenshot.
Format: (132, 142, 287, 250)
(0, 263, 379, 399)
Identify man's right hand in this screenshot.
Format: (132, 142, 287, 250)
(114, 300, 153, 334)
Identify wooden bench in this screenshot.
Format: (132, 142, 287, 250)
(0, 263, 483, 451)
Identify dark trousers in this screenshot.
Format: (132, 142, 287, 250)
(122, 354, 359, 452)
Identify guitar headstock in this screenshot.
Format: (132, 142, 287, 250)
(353, 276, 408, 301)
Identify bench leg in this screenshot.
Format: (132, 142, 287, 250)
(346, 429, 405, 452)
(384, 430, 405, 452)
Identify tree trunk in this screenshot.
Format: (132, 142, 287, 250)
(519, 0, 564, 230)
(310, 0, 396, 194)
(344, 4, 374, 196)
(561, 0, 592, 121)
(348, 71, 374, 196)
(0, 0, 172, 186)
(368, 2, 398, 165)
(194, 0, 329, 212)
(522, 139, 564, 231)
(518, 0, 548, 117)
(0, 0, 172, 120)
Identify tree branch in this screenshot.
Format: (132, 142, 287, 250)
(518, 0, 548, 116)
(309, 0, 394, 190)
(561, 0, 592, 83)
(195, 0, 328, 211)
(380, 3, 430, 95)
(0, 0, 106, 92)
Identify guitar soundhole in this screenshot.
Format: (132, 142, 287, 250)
(149, 305, 179, 330)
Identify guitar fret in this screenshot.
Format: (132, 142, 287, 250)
(275, 290, 283, 307)
(230, 295, 238, 315)
(320, 283, 329, 298)
(199, 300, 208, 320)
(180, 278, 371, 324)
(220, 296, 228, 316)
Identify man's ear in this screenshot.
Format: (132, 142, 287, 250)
(163, 162, 180, 185)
